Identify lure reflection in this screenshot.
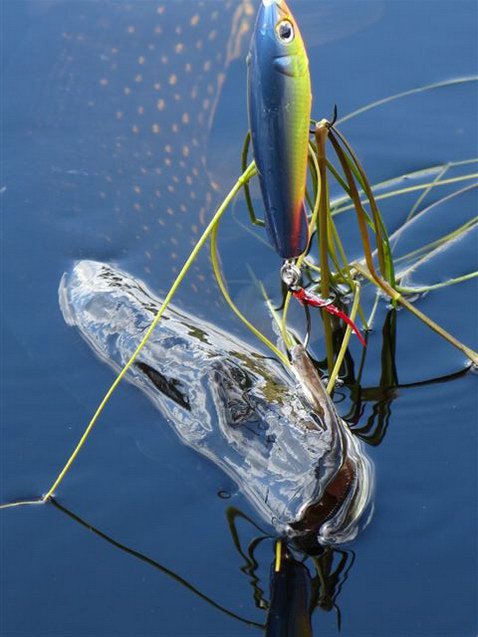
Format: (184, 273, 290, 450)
(60, 260, 373, 547)
(266, 543, 313, 636)
(247, 0, 312, 259)
(50, 499, 355, 635)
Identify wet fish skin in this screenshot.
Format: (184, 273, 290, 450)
(8, 1, 255, 306)
(59, 260, 372, 545)
(247, 0, 311, 259)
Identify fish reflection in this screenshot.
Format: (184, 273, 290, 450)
(60, 260, 374, 545)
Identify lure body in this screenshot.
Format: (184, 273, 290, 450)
(247, 0, 312, 259)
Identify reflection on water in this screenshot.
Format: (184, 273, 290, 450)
(49, 498, 355, 636)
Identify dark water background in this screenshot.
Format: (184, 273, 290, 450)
(1, 1, 477, 636)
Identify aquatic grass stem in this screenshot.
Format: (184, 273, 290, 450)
(332, 173, 478, 215)
(384, 184, 478, 264)
(337, 76, 478, 124)
(256, 278, 291, 345)
(331, 159, 478, 211)
(366, 291, 381, 329)
(326, 282, 362, 394)
(210, 222, 290, 368)
(330, 128, 395, 287)
(315, 122, 332, 299)
(353, 262, 478, 364)
(242, 132, 265, 227)
(395, 223, 477, 285)
(326, 159, 350, 194)
(0, 162, 257, 510)
(396, 271, 478, 294)
(394, 216, 478, 266)
(313, 122, 337, 374)
(406, 164, 449, 223)
(328, 132, 382, 288)
(327, 219, 369, 330)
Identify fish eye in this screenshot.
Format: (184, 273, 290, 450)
(276, 19, 294, 44)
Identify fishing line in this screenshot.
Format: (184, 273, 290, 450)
(0, 162, 256, 509)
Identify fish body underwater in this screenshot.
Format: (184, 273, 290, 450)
(247, 0, 311, 259)
(5, 1, 256, 309)
(60, 261, 373, 546)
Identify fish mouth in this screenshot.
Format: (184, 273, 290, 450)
(290, 458, 356, 536)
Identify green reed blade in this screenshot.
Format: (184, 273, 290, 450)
(332, 173, 478, 215)
(327, 131, 382, 286)
(331, 159, 478, 212)
(315, 122, 332, 299)
(210, 218, 290, 367)
(397, 271, 478, 294)
(353, 262, 478, 364)
(330, 127, 396, 287)
(337, 76, 478, 124)
(326, 282, 363, 393)
(242, 131, 265, 227)
(406, 164, 449, 223)
(394, 216, 478, 266)
(326, 159, 351, 195)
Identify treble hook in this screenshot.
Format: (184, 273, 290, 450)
(303, 303, 312, 350)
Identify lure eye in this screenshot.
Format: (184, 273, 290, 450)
(276, 19, 294, 44)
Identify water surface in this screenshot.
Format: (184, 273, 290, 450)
(1, 1, 477, 636)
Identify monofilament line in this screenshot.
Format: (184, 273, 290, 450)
(0, 162, 256, 510)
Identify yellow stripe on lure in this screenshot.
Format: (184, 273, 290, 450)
(247, 0, 312, 259)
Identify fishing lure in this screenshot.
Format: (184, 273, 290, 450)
(247, 0, 312, 259)
(248, 1, 365, 347)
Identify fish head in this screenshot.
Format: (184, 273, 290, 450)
(60, 260, 373, 545)
(250, 0, 308, 77)
(206, 346, 373, 545)
(206, 351, 351, 534)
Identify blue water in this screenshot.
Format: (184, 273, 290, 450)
(1, 1, 477, 636)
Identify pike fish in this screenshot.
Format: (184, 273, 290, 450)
(59, 260, 373, 546)
(247, 0, 312, 259)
